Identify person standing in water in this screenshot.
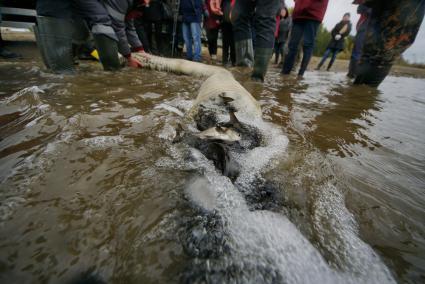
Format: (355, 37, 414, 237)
(282, 0, 329, 78)
(274, 6, 291, 66)
(179, 0, 205, 62)
(316, 13, 352, 71)
(354, 0, 425, 87)
(347, 1, 372, 78)
(210, 0, 283, 82)
(204, 0, 221, 63)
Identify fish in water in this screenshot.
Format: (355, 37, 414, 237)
(133, 53, 264, 176)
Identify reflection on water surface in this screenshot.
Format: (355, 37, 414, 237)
(0, 62, 424, 283)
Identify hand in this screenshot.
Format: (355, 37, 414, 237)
(127, 56, 143, 68)
(131, 46, 145, 53)
(210, 0, 223, 15)
(335, 34, 342, 40)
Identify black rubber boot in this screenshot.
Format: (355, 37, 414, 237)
(251, 48, 273, 82)
(347, 58, 357, 78)
(354, 61, 392, 87)
(234, 39, 254, 67)
(92, 34, 121, 71)
(35, 16, 75, 74)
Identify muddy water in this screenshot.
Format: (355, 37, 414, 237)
(0, 60, 424, 284)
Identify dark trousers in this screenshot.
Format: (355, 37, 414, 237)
(283, 20, 320, 76)
(143, 21, 163, 54)
(222, 22, 235, 65)
(36, 0, 73, 19)
(274, 41, 285, 64)
(206, 28, 219, 56)
(232, 0, 280, 48)
(318, 47, 340, 70)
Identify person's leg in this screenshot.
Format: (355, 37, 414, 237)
(355, 0, 425, 87)
(251, 0, 280, 81)
(298, 20, 320, 76)
(229, 24, 236, 66)
(317, 48, 331, 69)
(211, 28, 219, 58)
(222, 23, 230, 65)
(134, 18, 151, 53)
(35, 0, 75, 73)
(182, 22, 192, 60)
(279, 41, 285, 64)
(327, 49, 339, 70)
(206, 28, 214, 56)
(154, 21, 163, 55)
(73, 0, 120, 70)
(191, 22, 202, 62)
(231, 0, 254, 66)
(274, 41, 279, 64)
(282, 21, 304, 74)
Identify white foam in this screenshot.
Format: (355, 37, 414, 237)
(82, 135, 124, 148)
(154, 103, 185, 117)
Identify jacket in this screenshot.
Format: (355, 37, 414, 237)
(292, 0, 329, 22)
(327, 20, 352, 50)
(180, 0, 204, 23)
(204, 0, 221, 29)
(103, 0, 143, 56)
(276, 16, 292, 43)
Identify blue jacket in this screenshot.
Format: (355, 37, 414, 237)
(180, 0, 203, 23)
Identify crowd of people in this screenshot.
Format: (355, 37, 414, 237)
(1, 0, 423, 88)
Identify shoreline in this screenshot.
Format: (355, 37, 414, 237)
(1, 28, 425, 79)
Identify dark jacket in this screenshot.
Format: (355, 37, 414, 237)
(180, 0, 203, 23)
(277, 16, 292, 43)
(292, 0, 329, 22)
(103, 0, 143, 56)
(143, 0, 164, 22)
(328, 20, 352, 50)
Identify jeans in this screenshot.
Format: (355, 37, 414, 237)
(232, 0, 280, 48)
(318, 48, 340, 70)
(182, 22, 202, 61)
(283, 20, 320, 76)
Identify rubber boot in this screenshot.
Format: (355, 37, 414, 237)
(234, 39, 254, 67)
(354, 61, 392, 88)
(347, 58, 357, 78)
(92, 34, 121, 71)
(35, 16, 75, 74)
(251, 48, 273, 82)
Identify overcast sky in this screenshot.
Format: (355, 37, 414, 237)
(285, 0, 425, 63)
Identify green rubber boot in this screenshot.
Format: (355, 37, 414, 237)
(251, 48, 273, 82)
(35, 16, 75, 74)
(235, 39, 254, 67)
(92, 34, 121, 71)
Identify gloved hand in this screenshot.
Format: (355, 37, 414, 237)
(131, 46, 145, 53)
(126, 55, 143, 68)
(335, 34, 342, 40)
